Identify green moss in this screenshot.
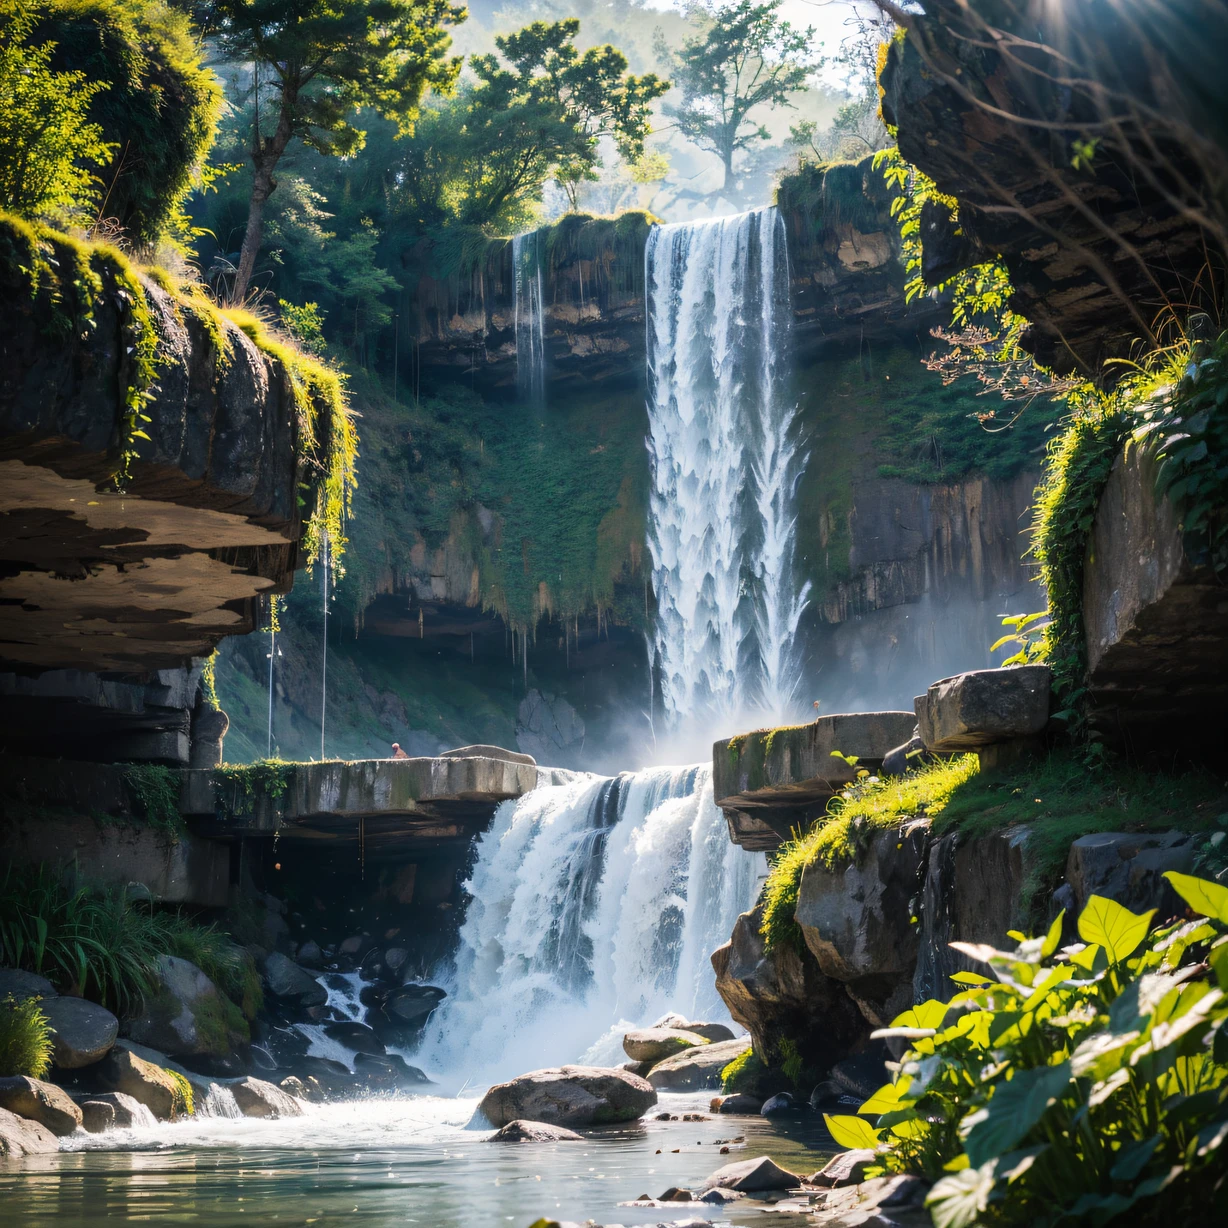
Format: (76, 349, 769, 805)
(759, 756, 979, 955)
(721, 1044, 763, 1093)
(211, 760, 294, 821)
(165, 1067, 194, 1118)
(122, 764, 184, 840)
(191, 989, 249, 1056)
(776, 154, 887, 235)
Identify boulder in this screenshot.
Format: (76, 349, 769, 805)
(295, 941, 324, 969)
(383, 947, 409, 975)
(0, 1075, 83, 1136)
(717, 1093, 764, 1114)
(0, 969, 55, 1001)
(701, 1154, 800, 1193)
(385, 983, 447, 1024)
(82, 1091, 157, 1129)
(795, 822, 930, 1027)
(650, 1012, 691, 1030)
(1063, 831, 1196, 921)
(322, 1021, 385, 1056)
(263, 953, 327, 1007)
(98, 1047, 184, 1120)
(647, 1036, 750, 1091)
(488, 1119, 584, 1142)
(290, 1056, 355, 1099)
(476, 1065, 656, 1128)
(279, 1076, 316, 1103)
(41, 996, 119, 1069)
(622, 1027, 709, 1064)
(759, 1092, 795, 1116)
(80, 1100, 115, 1134)
(915, 665, 1050, 752)
(881, 733, 928, 776)
(441, 744, 537, 768)
(681, 1022, 736, 1043)
(0, 1104, 58, 1156)
(125, 955, 246, 1062)
(812, 1148, 877, 1188)
(353, 1052, 432, 1090)
(228, 1076, 304, 1119)
(712, 904, 865, 1071)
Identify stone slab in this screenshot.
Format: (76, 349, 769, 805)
(915, 666, 1050, 752)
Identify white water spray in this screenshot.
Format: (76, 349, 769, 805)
(513, 229, 547, 403)
(419, 764, 761, 1085)
(646, 207, 810, 725)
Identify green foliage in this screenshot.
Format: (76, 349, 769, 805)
(658, 0, 818, 185)
(0, 994, 54, 1079)
(212, 759, 294, 820)
(34, 0, 222, 247)
(200, 651, 220, 711)
(720, 1043, 763, 1093)
(1133, 330, 1228, 575)
(122, 764, 184, 840)
(0, 0, 113, 223)
(1030, 401, 1132, 731)
(990, 612, 1050, 667)
(0, 864, 252, 1019)
(164, 1066, 193, 1118)
(831, 881, 1228, 1225)
(759, 756, 980, 956)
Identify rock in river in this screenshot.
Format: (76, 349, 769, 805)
(701, 1154, 800, 1193)
(488, 1119, 584, 1142)
(647, 1035, 750, 1090)
(476, 1065, 656, 1128)
(622, 1027, 709, 1064)
(0, 1075, 82, 1136)
(263, 953, 328, 1008)
(229, 1076, 305, 1119)
(0, 1105, 58, 1156)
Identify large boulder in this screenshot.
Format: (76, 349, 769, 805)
(228, 1076, 304, 1119)
(0, 969, 56, 1000)
(488, 1119, 584, 1142)
(80, 1100, 116, 1134)
(679, 1021, 735, 1043)
(41, 996, 118, 1069)
(700, 1155, 800, 1193)
(712, 904, 864, 1072)
(1061, 831, 1196, 921)
(476, 1066, 656, 1128)
(647, 1037, 751, 1091)
(915, 666, 1050, 752)
(795, 822, 930, 1027)
(383, 984, 446, 1025)
(621, 1027, 709, 1065)
(0, 1105, 58, 1156)
(0, 1075, 82, 1136)
(98, 1046, 185, 1121)
(262, 953, 327, 1008)
(124, 955, 246, 1063)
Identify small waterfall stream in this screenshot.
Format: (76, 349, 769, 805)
(419, 765, 762, 1085)
(513, 228, 547, 403)
(646, 207, 810, 724)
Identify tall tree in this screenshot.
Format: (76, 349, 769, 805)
(212, 0, 466, 302)
(658, 0, 818, 190)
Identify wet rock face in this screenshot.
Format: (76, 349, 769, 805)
(0, 1076, 83, 1136)
(1083, 450, 1228, 758)
(0, 1105, 59, 1156)
(711, 904, 865, 1072)
(0, 250, 304, 673)
(795, 823, 931, 1028)
(41, 996, 119, 1070)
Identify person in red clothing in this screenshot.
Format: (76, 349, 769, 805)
(391, 743, 409, 759)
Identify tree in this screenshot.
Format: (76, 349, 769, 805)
(0, 0, 113, 223)
(388, 18, 667, 229)
(211, 0, 466, 302)
(658, 0, 819, 190)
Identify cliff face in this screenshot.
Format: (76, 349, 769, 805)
(0, 222, 322, 675)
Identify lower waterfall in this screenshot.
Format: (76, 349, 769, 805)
(418, 765, 762, 1086)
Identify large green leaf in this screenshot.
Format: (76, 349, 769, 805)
(1164, 871, 1228, 923)
(859, 1079, 911, 1116)
(1078, 895, 1154, 963)
(824, 1113, 880, 1149)
(926, 1161, 996, 1228)
(963, 1061, 1073, 1167)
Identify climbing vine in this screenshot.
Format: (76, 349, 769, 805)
(211, 760, 294, 821)
(121, 764, 185, 840)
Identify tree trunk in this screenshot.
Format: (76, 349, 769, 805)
(231, 91, 296, 304)
(721, 147, 734, 192)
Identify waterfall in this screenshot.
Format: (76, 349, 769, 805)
(418, 764, 762, 1085)
(513, 228, 547, 403)
(645, 207, 810, 724)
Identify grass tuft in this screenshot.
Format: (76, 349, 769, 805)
(0, 994, 53, 1079)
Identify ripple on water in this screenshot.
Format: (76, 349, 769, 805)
(1, 1092, 834, 1227)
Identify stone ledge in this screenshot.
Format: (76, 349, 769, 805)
(915, 666, 1050, 753)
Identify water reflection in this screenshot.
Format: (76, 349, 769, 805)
(0, 1094, 833, 1227)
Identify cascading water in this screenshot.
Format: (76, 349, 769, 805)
(513, 228, 547, 403)
(646, 206, 810, 725)
(418, 764, 762, 1085)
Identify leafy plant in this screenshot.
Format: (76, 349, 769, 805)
(990, 612, 1050, 666)
(122, 764, 184, 839)
(824, 877, 1228, 1226)
(0, 994, 53, 1078)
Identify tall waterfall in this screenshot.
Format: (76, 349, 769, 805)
(419, 765, 761, 1085)
(646, 207, 810, 724)
(513, 228, 547, 403)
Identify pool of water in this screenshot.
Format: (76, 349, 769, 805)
(0, 1092, 835, 1227)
